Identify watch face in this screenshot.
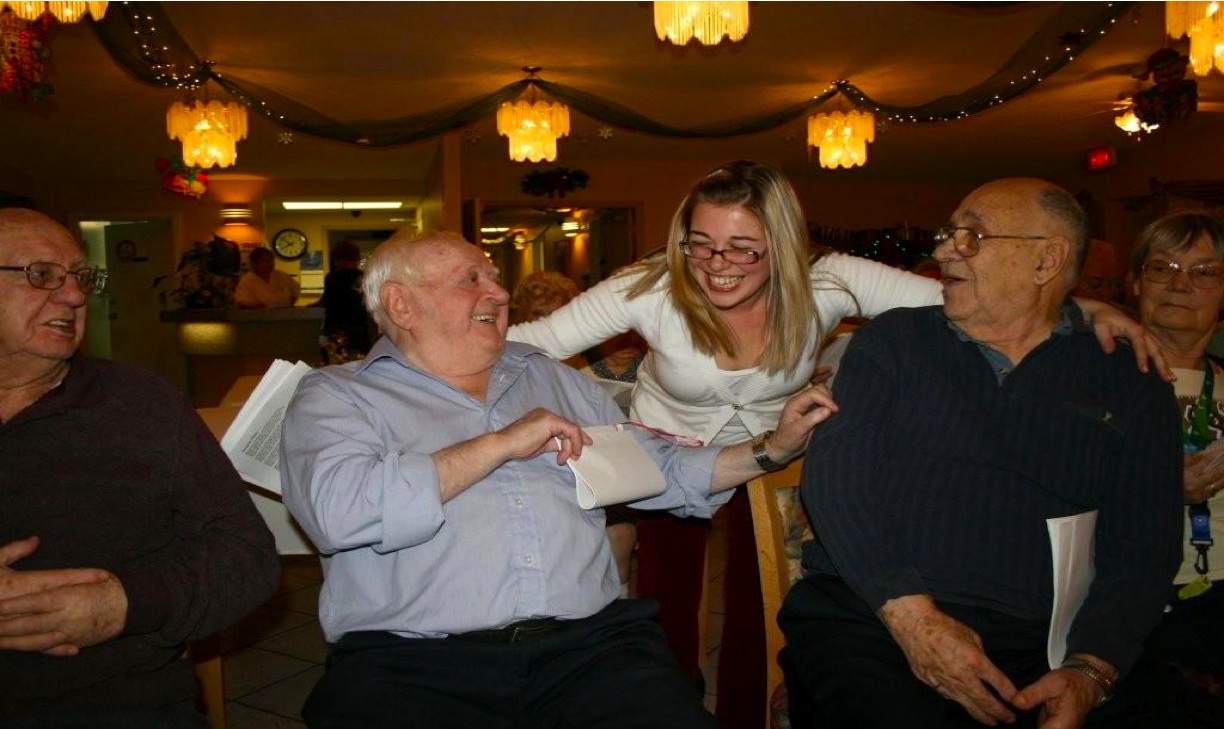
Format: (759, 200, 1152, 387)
(273, 228, 308, 259)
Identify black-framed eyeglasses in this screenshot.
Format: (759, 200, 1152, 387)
(679, 241, 765, 265)
(1141, 259, 1224, 290)
(933, 226, 1049, 258)
(0, 261, 109, 295)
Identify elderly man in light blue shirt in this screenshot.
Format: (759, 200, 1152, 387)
(281, 230, 835, 729)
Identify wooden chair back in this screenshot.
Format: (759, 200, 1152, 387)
(747, 458, 809, 728)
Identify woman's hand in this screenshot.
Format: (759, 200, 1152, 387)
(1073, 297, 1173, 382)
(1184, 449, 1224, 504)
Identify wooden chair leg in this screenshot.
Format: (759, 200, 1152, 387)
(190, 634, 226, 729)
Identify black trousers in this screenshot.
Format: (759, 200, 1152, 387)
(778, 575, 1186, 729)
(303, 599, 716, 729)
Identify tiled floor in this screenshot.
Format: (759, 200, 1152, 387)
(218, 511, 730, 727)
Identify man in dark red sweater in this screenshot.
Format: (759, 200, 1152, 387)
(0, 209, 280, 726)
(781, 179, 1183, 728)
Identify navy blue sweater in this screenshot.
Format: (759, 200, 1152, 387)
(801, 305, 1182, 674)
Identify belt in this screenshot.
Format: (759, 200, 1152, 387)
(448, 618, 566, 644)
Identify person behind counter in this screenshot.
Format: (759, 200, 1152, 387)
(317, 240, 373, 364)
(235, 246, 300, 309)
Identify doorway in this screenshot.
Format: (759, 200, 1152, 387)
(80, 217, 186, 391)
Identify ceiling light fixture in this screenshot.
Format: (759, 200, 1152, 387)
(2, 1, 106, 22)
(166, 99, 249, 169)
(653, 1, 748, 45)
(1166, 1, 1224, 75)
(496, 67, 570, 163)
(807, 109, 876, 170)
(281, 201, 403, 211)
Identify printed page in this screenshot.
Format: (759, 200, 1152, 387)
(1046, 510, 1098, 668)
(565, 425, 666, 509)
(220, 360, 312, 495)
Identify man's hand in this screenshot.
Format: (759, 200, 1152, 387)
(0, 536, 109, 602)
(0, 536, 126, 656)
(879, 595, 1018, 725)
(1012, 665, 1103, 729)
(1184, 449, 1224, 504)
(767, 384, 838, 462)
(495, 408, 593, 466)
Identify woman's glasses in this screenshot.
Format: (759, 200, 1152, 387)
(0, 261, 109, 295)
(1140, 259, 1224, 290)
(679, 242, 764, 265)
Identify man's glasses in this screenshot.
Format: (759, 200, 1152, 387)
(1140, 259, 1224, 290)
(933, 226, 1049, 258)
(0, 261, 109, 295)
(679, 242, 765, 265)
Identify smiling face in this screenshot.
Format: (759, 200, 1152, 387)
(393, 236, 510, 382)
(0, 210, 89, 376)
(1135, 234, 1224, 342)
(684, 202, 771, 313)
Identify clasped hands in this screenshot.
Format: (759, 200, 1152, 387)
(0, 535, 128, 657)
(880, 595, 1105, 728)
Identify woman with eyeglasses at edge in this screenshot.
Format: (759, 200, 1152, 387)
(506, 160, 1164, 725)
(1130, 212, 1224, 723)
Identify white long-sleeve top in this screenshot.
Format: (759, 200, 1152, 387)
(508, 253, 942, 446)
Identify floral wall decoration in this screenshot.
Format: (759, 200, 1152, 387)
(155, 156, 209, 198)
(521, 167, 589, 198)
(0, 12, 53, 101)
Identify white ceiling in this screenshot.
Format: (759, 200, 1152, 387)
(1, 1, 1221, 188)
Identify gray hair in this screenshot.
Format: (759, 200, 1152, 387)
(1035, 187, 1090, 281)
(362, 229, 471, 331)
(1129, 212, 1224, 276)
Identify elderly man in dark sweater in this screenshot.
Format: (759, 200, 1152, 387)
(780, 178, 1183, 728)
(0, 209, 281, 725)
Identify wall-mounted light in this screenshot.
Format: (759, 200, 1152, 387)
(220, 203, 253, 226)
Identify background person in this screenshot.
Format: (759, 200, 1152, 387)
(0, 209, 280, 725)
(235, 246, 300, 309)
(1130, 211, 1224, 718)
(317, 240, 373, 364)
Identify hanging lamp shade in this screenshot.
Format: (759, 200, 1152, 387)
(1166, 1, 1224, 75)
(654, 1, 748, 45)
(166, 100, 249, 169)
(807, 110, 876, 170)
(496, 98, 570, 163)
(3, 1, 106, 21)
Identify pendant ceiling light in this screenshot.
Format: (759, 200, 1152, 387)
(1166, 1, 1224, 75)
(2, 1, 106, 22)
(166, 99, 249, 169)
(654, 1, 748, 45)
(496, 67, 570, 163)
(807, 109, 876, 170)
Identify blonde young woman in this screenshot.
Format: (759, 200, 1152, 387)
(508, 161, 1156, 724)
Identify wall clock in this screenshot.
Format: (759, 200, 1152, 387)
(272, 228, 308, 260)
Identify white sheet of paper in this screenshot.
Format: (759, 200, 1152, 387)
(565, 425, 666, 509)
(1046, 510, 1098, 668)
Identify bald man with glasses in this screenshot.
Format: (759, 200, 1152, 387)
(0, 209, 279, 726)
(780, 179, 1185, 728)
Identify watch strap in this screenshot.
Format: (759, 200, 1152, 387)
(752, 430, 785, 473)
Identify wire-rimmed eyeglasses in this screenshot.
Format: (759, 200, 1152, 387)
(0, 261, 109, 295)
(1140, 259, 1224, 290)
(933, 226, 1050, 258)
(679, 241, 765, 265)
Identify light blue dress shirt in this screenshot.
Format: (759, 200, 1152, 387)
(281, 337, 726, 642)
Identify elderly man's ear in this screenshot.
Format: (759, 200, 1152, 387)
(381, 283, 415, 331)
(1035, 237, 1072, 286)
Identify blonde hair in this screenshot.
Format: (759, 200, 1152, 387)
(512, 270, 580, 324)
(625, 161, 820, 377)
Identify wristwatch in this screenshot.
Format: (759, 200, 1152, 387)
(751, 430, 786, 472)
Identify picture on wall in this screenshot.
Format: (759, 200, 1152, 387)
(299, 249, 324, 271)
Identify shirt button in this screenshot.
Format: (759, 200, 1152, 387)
(525, 556, 533, 565)
(515, 497, 524, 508)
(732, 404, 742, 410)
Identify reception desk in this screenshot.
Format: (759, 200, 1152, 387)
(162, 307, 324, 407)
